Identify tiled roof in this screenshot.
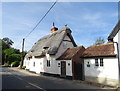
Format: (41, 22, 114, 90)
(82, 43, 116, 58)
(57, 46, 85, 60)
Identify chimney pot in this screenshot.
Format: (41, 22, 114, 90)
(51, 22, 58, 33)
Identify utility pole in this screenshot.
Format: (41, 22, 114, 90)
(20, 38, 25, 69)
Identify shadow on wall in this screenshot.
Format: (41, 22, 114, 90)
(85, 60, 119, 87)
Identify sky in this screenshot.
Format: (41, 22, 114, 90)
(2, 1, 119, 51)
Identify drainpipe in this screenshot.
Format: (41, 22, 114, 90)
(114, 42, 120, 86)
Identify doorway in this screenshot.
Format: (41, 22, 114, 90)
(61, 61, 66, 77)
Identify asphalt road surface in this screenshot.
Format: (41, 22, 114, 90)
(1, 66, 116, 91)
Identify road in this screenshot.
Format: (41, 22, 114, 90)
(1, 66, 116, 91)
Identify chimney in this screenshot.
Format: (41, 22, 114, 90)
(51, 22, 58, 33)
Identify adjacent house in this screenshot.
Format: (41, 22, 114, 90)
(23, 20, 120, 87)
(23, 25, 77, 76)
(82, 20, 120, 87)
(108, 20, 120, 71)
(82, 43, 119, 86)
(56, 46, 85, 80)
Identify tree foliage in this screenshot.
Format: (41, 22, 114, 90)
(2, 37, 14, 50)
(4, 48, 20, 56)
(7, 54, 21, 64)
(1, 37, 14, 64)
(1, 37, 22, 66)
(94, 37, 105, 45)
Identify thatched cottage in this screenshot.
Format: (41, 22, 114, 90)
(23, 25, 79, 77)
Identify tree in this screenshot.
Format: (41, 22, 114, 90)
(94, 37, 105, 45)
(4, 48, 21, 64)
(7, 54, 21, 65)
(1, 37, 14, 64)
(2, 37, 14, 50)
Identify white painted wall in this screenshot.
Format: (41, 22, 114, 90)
(114, 32, 118, 42)
(65, 60, 72, 76)
(84, 57, 119, 80)
(23, 34, 74, 75)
(25, 60, 30, 70)
(113, 32, 119, 55)
(43, 35, 74, 75)
(29, 56, 36, 72)
(35, 57, 44, 73)
(57, 60, 72, 76)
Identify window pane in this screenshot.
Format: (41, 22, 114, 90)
(100, 58, 103, 66)
(49, 61, 51, 67)
(47, 60, 48, 67)
(95, 59, 99, 66)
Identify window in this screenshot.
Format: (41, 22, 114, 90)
(33, 62, 35, 67)
(87, 62, 90, 67)
(47, 60, 50, 67)
(58, 63, 60, 67)
(100, 58, 104, 66)
(95, 59, 99, 66)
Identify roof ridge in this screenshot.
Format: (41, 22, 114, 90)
(87, 43, 114, 48)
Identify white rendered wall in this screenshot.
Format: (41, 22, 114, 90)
(42, 35, 74, 75)
(25, 60, 30, 70)
(23, 58, 26, 66)
(114, 32, 118, 42)
(23, 34, 74, 75)
(57, 60, 72, 76)
(84, 58, 119, 80)
(35, 57, 44, 73)
(113, 33, 119, 54)
(65, 60, 72, 76)
(29, 56, 36, 72)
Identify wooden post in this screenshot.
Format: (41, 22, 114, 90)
(20, 38, 25, 69)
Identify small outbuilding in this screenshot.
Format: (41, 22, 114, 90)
(57, 46, 85, 80)
(82, 43, 119, 86)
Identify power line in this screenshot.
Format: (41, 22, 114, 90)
(14, 0, 58, 50)
(14, 40, 23, 49)
(25, 0, 58, 38)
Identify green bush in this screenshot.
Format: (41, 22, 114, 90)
(11, 61, 20, 67)
(8, 54, 21, 64)
(4, 62, 10, 67)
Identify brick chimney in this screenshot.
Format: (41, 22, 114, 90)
(51, 22, 58, 33)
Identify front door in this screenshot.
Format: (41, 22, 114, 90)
(61, 61, 66, 77)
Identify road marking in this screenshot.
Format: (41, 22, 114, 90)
(4, 68, 46, 91)
(14, 75, 23, 81)
(10, 72, 46, 91)
(28, 82, 46, 91)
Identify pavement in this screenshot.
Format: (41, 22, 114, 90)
(1, 66, 118, 90)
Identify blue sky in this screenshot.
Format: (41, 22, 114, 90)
(2, 2, 118, 51)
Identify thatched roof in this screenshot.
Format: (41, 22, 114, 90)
(25, 26, 77, 58)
